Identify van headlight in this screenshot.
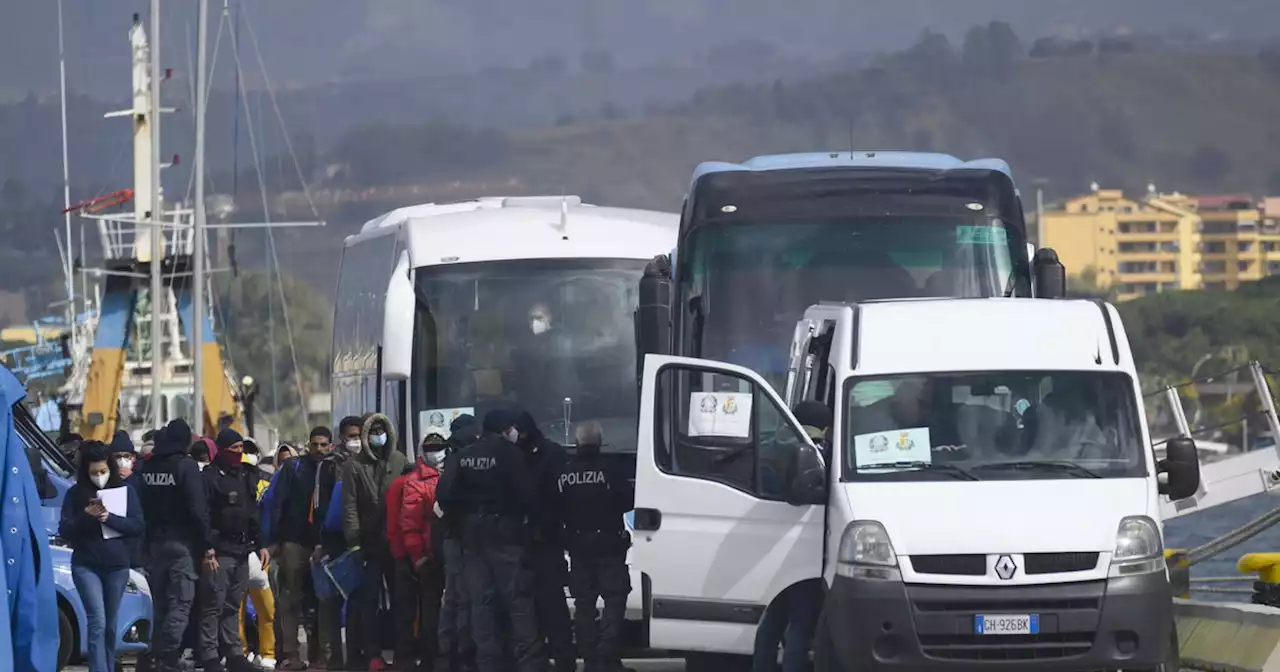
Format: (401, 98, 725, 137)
(1109, 516, 1164, 577)
(836, 521, 901, 581)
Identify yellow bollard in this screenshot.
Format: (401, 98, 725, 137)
(1166, 550, 1191, 599)
(1238, 553, 1280, 607)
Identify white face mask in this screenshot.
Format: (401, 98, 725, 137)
(197, 461, 210, 471)
(370, 433, 387, 448)
(423, 449, 446, 467)
(117, 457, 134, 471)
(531, 317, 550, 334)
(346, 439, 362, 453)
(140, 443, 154, 456)
(90, 473, 109, 489)
(503, 427, 520, 444)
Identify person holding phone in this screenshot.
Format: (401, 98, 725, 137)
(58, 441, 146, 672)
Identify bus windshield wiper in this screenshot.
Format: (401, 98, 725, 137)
(859, 461, 979, 481)
(976, 460, 1103, 479)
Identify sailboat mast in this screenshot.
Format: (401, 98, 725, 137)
(148, 0, 164, 429)
(57, 0, 74, 351)
(192, 0, 209, 433)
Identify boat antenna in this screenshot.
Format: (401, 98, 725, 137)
(849, 117, 854, 159)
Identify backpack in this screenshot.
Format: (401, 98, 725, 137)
(259, 459, 303, 546)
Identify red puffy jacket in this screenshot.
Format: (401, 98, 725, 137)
(386, 473, 412, 560)
(399, 461, 441, 566)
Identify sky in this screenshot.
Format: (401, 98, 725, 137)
(4, 0, 1279, 100)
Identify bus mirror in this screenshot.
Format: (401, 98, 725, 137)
(382, 254, 414, 382)
(636, 255, 672, 381)
(1033, 248, 1066, 299)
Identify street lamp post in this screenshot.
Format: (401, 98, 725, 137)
(240, 375, 258, 438)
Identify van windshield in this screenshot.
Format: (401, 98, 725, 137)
(841, 371, 1147, 482)
(410, 258, 646, 451)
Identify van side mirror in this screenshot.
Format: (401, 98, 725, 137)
(1158, 437, 1201, 501)
(1033, 248, 1066, 299)
(635, 255, 672, 384)
(787, 443, 828, 506)
(381, 252, 414, 382)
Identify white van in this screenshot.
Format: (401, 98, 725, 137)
(631, 297, 1200, 671)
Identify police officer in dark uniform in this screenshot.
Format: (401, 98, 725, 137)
(140, 419, 211, 672)
(514, 411, 577, 672)
(436, 414, 482, 672)
(555, 422, 633, 672)
(437, 409, 548, 672)
(198, 428, 264, 672)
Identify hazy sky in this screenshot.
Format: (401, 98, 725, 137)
(5, 0, 1279, 99)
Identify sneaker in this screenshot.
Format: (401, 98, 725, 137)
(258, 659, 277, 670)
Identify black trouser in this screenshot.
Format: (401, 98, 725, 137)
(417, 559, 446, 670)
(356, 545, 394, 664)
(529, 544, 576, 672)
(394, 557, 420, 666)
(462, 516, 546, 672)
(147, 540, 199, 669)
(437, 537, 475, 672)
(197, 553, 250, 664)
(568, 552, 630, 672)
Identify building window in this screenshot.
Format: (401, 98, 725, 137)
(1268, 261, 1280, 274)
(1119, 242, 1158, 253)
(1160, 262, 1178, 273)
(1119, 262, 1158, 274)
(1239, 261, 1252, 272)
(1200, 242, 1227, 254)
(1201, 261, 1227, 274)
(1240, 242, 1254, 253)
(1204, 281, 1227, 291)
(1159, 283, 1178, 292)
(1203, 222, 1237, 234)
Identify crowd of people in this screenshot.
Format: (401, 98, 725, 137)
(55, 405, 635, 672)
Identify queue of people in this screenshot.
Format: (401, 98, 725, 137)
(53, 403, 635, 672)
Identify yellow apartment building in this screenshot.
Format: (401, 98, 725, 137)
(1040, 186, 1280, 301)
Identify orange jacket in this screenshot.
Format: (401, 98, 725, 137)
(399, 461, 441, 566)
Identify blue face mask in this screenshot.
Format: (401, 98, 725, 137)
(370, 433, 387, 448)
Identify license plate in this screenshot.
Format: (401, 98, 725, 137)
(974, 614, 1039, 635)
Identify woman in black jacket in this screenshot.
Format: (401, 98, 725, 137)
(58, 441, 146, 672)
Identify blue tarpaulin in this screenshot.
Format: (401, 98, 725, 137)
(0, 364, 58, 672)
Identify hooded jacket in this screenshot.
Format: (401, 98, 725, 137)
(340, 413, 409, 549)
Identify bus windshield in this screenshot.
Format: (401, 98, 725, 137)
(411, 258, 646, 451)
(677, 201, 1022, 387)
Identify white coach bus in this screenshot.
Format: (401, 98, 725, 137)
(331, 195, 678, 643)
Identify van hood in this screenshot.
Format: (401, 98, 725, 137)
(841, 478, 1150, 555)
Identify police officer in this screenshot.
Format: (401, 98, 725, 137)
(514, 411, 576, 672)
(198, 428, 264, 672)
(140, 419, 211, 672)
(437, 409, 547, 672)
(436, 414, 482, 672)
(555, 422, 633, 672)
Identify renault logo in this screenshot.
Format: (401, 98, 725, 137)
(994, 555, 1018, 580)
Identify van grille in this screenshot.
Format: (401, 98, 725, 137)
(907, 582, 1104, 662)
(910, 554, 986, 576)
(1024, 552, 1099, 575)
